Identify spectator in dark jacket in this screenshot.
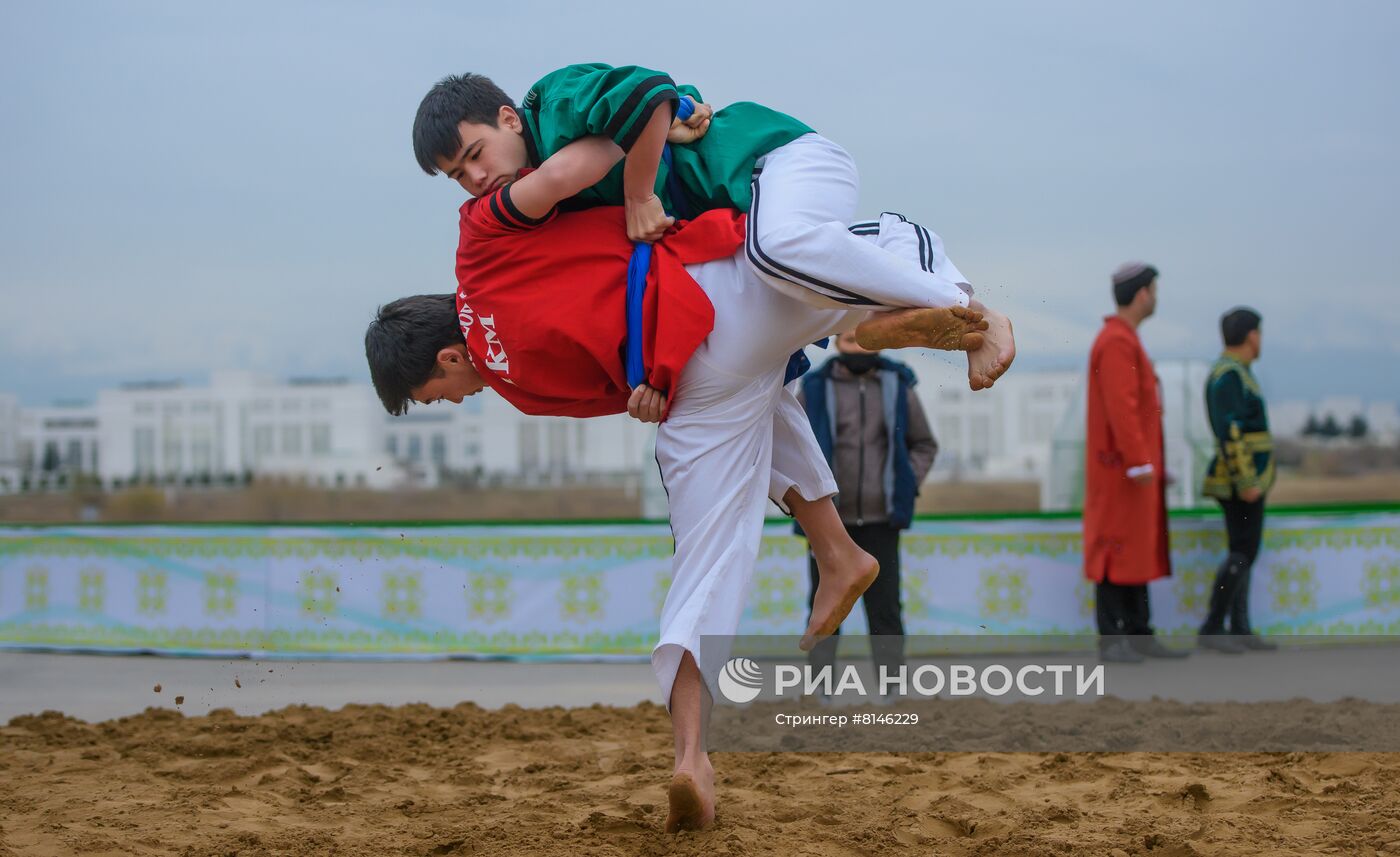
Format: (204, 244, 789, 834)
(798, 330, 938, 694)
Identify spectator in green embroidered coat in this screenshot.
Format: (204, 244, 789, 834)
(1199, 306, 1278, 653)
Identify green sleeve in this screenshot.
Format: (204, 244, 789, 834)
(1206, 369, 1260, 489)
(524, 63, 681, 154)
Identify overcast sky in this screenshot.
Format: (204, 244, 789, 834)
(2, 1, 1396, 407)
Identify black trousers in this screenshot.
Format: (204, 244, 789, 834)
(1095, 580, 1155, 637)
(1201, 496, 1266, 634)
(806, 523, 905, 679)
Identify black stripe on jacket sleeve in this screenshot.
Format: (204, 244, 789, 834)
(487, 192, 525, 230)
(618, 89, 680, 152)
(499, 184, 555, 227)
(602, 74, 677, 149)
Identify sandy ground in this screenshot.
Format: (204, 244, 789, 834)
(4, 652, 1400, 855)
(3, 699, 1400, 857)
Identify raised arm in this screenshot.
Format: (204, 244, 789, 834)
(526, 63, 696, 242)
(624, 106, 676, 242)
(508, 135, 625, 221)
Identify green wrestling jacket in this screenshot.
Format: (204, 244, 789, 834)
(1202, 353, 1275, 499)
(518, 63, 812, 215)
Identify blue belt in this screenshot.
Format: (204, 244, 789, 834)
(624, 97, 815, 390)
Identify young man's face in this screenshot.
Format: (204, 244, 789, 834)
(410, 344, 487, 405)
(433, 105, 530, 197)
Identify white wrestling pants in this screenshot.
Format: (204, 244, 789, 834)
(747, 133, 973, 311)
(651, 211, 969, 707)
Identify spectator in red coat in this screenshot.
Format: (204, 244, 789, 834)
(1083, 263, 1189, 663)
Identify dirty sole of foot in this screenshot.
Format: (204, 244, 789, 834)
(856, 306, 985, 351)
(665, 772, 709, 833)
(800, 565, 879, 651)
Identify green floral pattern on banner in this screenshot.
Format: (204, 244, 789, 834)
(905, 534, 1081, 559)
(903, 569, 932, 620)
(1362, 559, 1400, 610)
(204, 571, 237, 616)
(381, 572, 422, 619)
(79, 568, 105, 614)
(3, 517, 1397, 657)
(1172, 562, 1215, 616)
(137, 570, 167, 616)
(25, 567, 48, 611)
(558, 573, 603, 623)
(0, 622, 662, 655)
(2, 526, 1393, 564)
(758, 536, 807, 560)
(751, 569, 801, 621)
(300, 571, 338, 617)
(1167, 530, 1227, 552)
(466, 571, 510, 620)
(977, 566, 1028, 620)
(1076, 579, 1095, 619)
(1268, 560, 1318, 615)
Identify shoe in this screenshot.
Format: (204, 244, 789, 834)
(1235, 633, 1278, 651)
(1197, 633, 1246, 654)
(1132, 637, 1191, 659)
(1099, 639, 1145, 663)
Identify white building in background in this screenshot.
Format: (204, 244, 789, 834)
(7, 360, 1389, 497)
(865, 351, 1080, 482)
(383, 390, 657, 487)
(1044, 359, 1219, 511)
(1365, 401, 1400, 444)
(17, 402, 100, 478)
(0, 393, 20, 490)
(94, 371, 397, 489)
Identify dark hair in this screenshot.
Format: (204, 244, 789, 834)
(1220, 306, 1262, 347)
(1113, 265, 1158, 307)
(365, 294, 463, 415)
(412, 73, 515, 175)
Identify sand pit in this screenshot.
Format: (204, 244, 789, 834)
(3, 702, 1400, 856)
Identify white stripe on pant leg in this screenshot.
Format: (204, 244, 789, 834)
(744, 134, 876, 309)
(871, 212, 972, 291)
(652, 367, 784, 709)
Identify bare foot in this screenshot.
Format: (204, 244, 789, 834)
(665, 760, 716, 833)
(966, 301, 1015, 390)
(854, 305, 988, 352)
(800, 545, 879, 652)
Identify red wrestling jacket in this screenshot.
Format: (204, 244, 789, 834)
(454, 185, 744, 417)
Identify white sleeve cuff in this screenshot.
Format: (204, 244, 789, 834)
(1126, 464, 1155, 479)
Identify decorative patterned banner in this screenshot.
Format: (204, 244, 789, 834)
(1, 510, 1396, 658)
